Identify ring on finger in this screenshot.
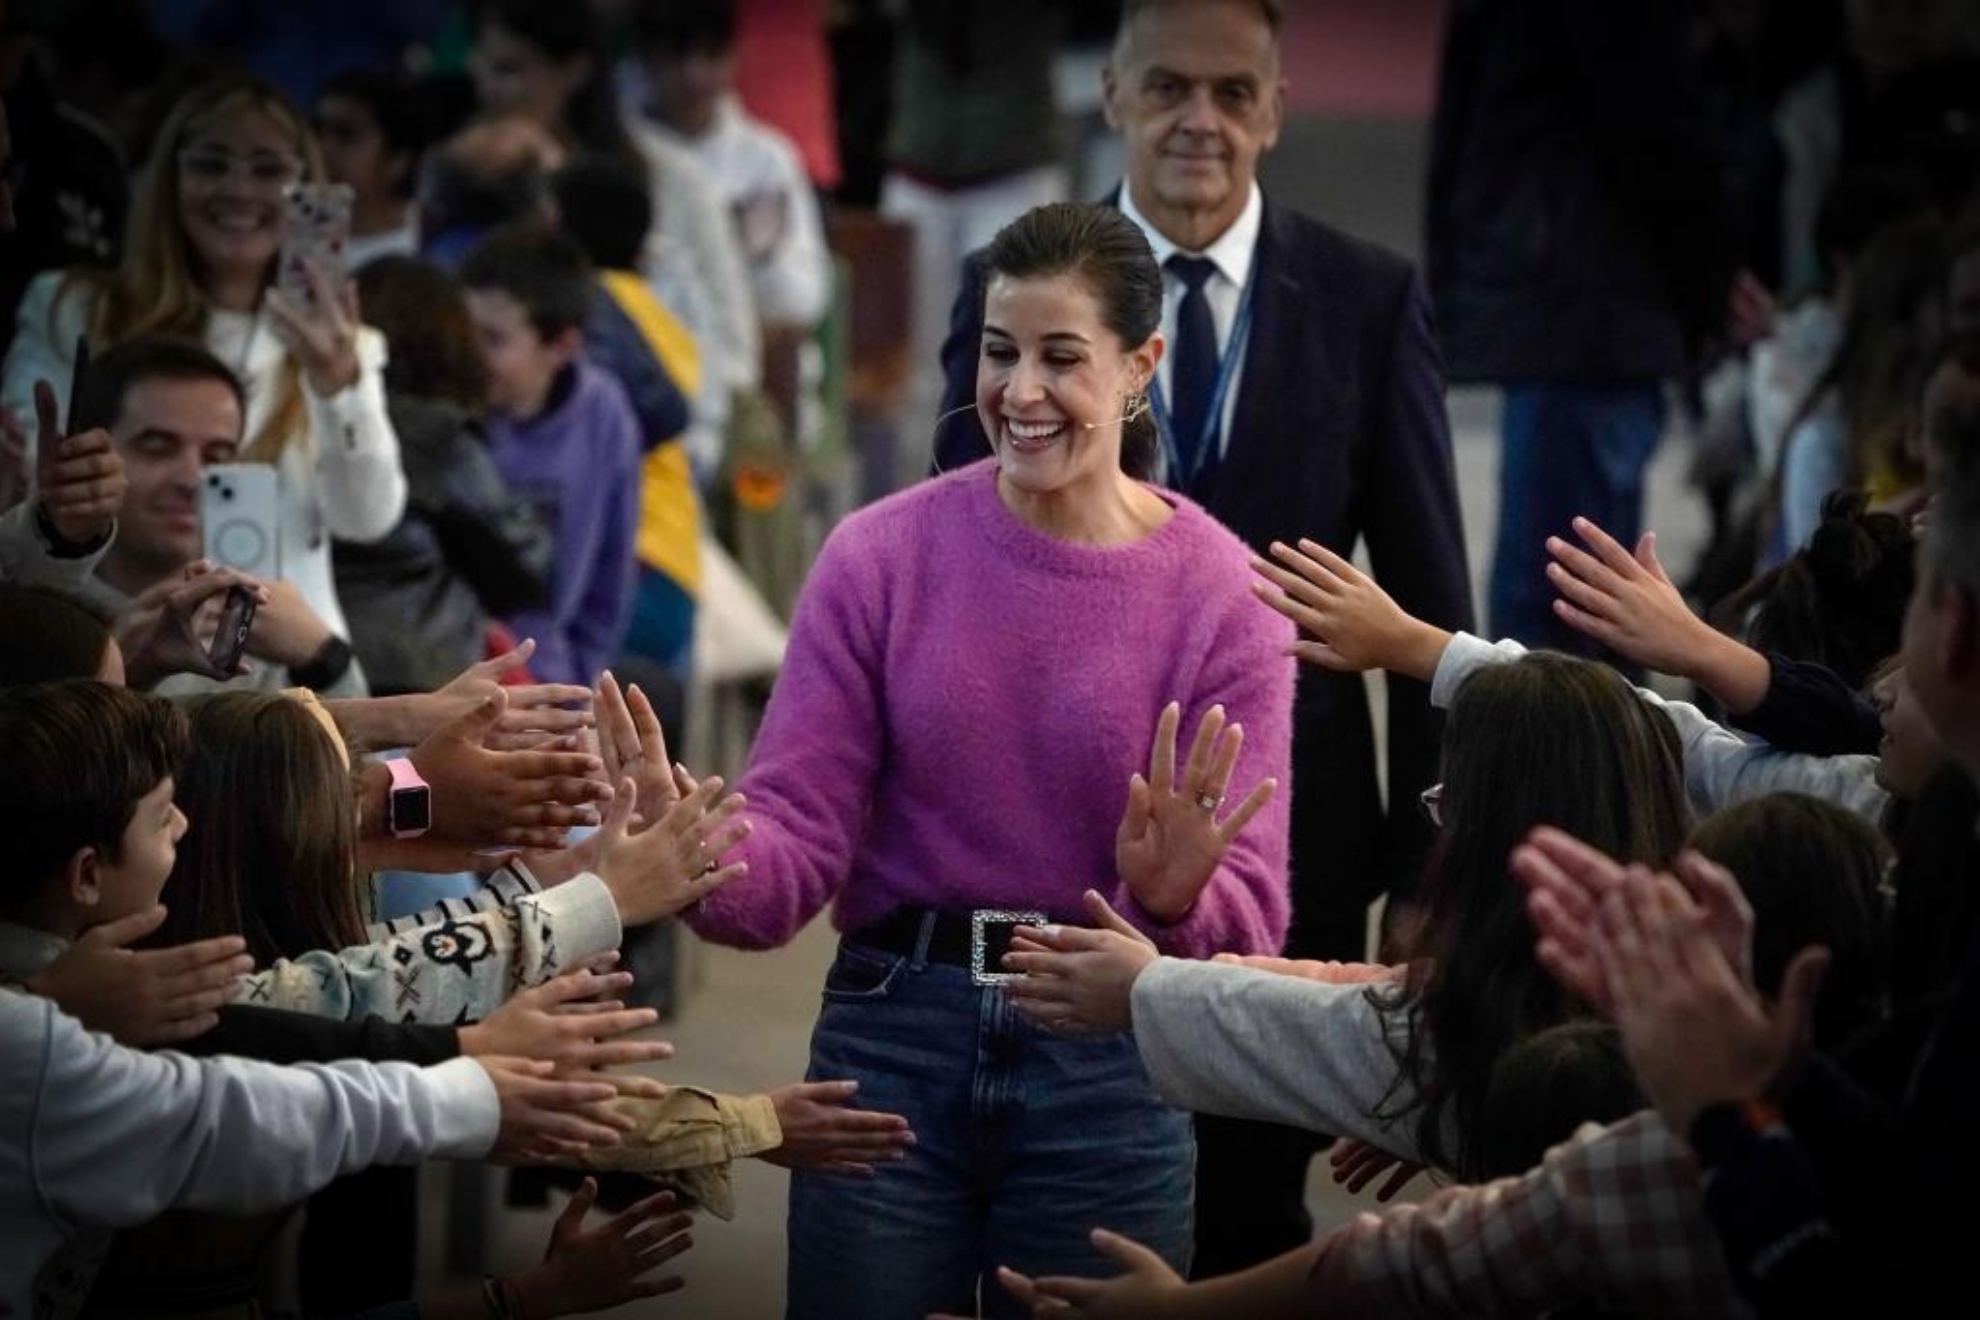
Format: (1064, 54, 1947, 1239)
(1194, 789, 1224, 813)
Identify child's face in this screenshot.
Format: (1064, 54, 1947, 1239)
(464, 287, 574, 420)
(83, 777, 188, 927)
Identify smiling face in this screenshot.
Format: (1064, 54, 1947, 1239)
(1873, 665, 1948, 798)
(1103, 0, 1285, 248)
(106, 376, 244, 584)
(77, 776, 189, 928)
(976, 271, 1158, 501)
(175, 100, 306, 289)
(465, 286, 578, 419)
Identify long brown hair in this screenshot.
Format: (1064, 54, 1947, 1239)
(151, 693, 364, 965)
(1381, 651, 1691, 1179)
(55, 75, 328, 462)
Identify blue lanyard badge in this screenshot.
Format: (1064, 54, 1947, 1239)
(1147, 271, 1258, 487)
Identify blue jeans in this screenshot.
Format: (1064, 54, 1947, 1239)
(1489, 383, 1666, 651)
(786, 939, 1196, 1319)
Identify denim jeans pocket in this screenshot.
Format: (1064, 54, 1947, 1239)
(820, 943, 908, 1003)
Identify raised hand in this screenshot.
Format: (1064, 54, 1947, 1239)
(1596, 872, 1828, 1135)
(505, 1179, 695, 1315)
(594, 669, 692, 827)
(591, 774, 750, 927)
(115, 561, 270, 688)
(1328, 1138, 1425, 1201)
(407, 690, 615, 850)
(425, 640, 594, 751)
(1544, 516, 1769, 711)
(30, 378, 124, 548)
(1116, 702, 1275, 924)
(27, 905, 253, 1046)
(1002, 890, 1158, 1035)
(263, 255, 361, 395)
(1249, 538, 1452, 680)
(759, 1080, 916, 1176)
(458, 957, 673, 1100)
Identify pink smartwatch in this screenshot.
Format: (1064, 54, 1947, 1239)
(386, 759, 433, 839)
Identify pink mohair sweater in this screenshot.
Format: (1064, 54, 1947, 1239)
(688, 460, 1296, 958)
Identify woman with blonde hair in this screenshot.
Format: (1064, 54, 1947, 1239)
(3, 74, 406, 674)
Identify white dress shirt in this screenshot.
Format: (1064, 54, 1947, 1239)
(1118, 181, 1265, 474)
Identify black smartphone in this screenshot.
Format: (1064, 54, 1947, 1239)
(65, 335, 90, 436)
(208, 585, 258, 673)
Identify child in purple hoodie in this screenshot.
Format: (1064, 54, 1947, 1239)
(460, 225, 641, 686)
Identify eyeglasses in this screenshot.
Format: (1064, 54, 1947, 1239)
(1418, 782, 1444, 828)
(177, 146, 304, 192)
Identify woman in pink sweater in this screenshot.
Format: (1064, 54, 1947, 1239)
(685, 202, 1296, 1318)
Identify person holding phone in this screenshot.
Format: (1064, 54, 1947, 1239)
(0, 374, 126, 591)
(63, 335, 360, 694)
(2, 73, 404, 693)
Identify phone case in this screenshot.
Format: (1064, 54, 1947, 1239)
(199, 464, 282, 580)
(278, 182, 354, 307)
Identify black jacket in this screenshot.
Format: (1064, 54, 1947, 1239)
(333, 395, 553, 694)
(1425, 0, 1735, 384)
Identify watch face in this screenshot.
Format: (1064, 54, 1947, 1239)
(392, 785, 432, 834)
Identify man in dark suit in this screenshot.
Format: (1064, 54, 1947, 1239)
(932, 0, 1474, 1276)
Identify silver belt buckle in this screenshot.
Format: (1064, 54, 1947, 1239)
(971, 909, 1047, 986)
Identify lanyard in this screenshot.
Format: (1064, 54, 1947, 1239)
(1147, 268, 1259, 488)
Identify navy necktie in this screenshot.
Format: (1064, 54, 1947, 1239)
(1165, 254, 1219, 486)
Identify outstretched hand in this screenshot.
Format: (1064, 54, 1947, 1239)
(407, 690, 615, 851)
(1002, 890, 1159, 1036)
(459, 956, 673, 1100)
(27, 905, 253, 1046)
(1544, 517, 1769, 712)
(594, 669, 695, 827)
(591, 773, 750, 927)
(760, 1080, 916, 1176)
(420, 639, 595, 751)
(507, 1178, 695, 1315)
(1249, 538, 1451, 680)
(1116, 702, 1275, 924)
(989, 1228, 1187, 1318)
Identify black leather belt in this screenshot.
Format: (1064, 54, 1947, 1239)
(847, 906, 1050, 984)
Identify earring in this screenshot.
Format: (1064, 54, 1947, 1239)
(1123, 389, 1150, 424)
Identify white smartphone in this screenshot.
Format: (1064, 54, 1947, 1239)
(200, 463, 281, 580)
(278, 182, 353, 308)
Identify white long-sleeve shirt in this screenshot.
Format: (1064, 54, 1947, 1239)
(4, 272, 407, 644)
(0, 988, 496, 1317)
(1430, 632, 1889, 825)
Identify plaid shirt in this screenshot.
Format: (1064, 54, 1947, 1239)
(1309, 1111, 1752, 1318)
